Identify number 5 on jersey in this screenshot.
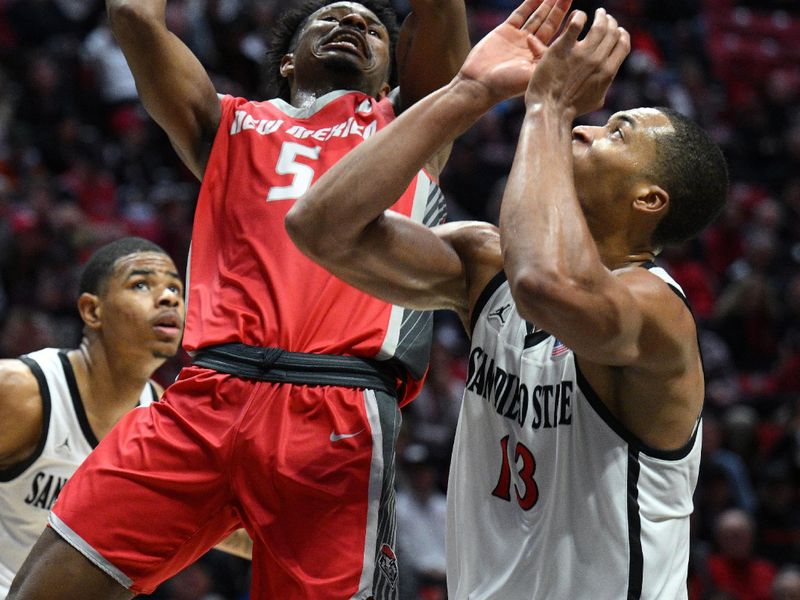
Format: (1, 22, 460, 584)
(267, 142, 322, 201)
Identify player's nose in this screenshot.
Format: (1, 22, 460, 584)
(572, 125, 593, 144)
(340, 11, 368, 32)
(156, 287, 181, 307)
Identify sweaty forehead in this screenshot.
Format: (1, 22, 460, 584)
(309, 2, 384, 27)
(610, 108, 674, 136)
(112, 252, 178, 279)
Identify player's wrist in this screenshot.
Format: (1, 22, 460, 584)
(449, 75, 500, 116)
(524, 95, 577, 124)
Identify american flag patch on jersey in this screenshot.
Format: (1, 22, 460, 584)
(551, 338, 569, 358)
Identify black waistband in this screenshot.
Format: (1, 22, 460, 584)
(191, 343, 398, 396)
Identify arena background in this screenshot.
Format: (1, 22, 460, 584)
(1, 0, 799, 597)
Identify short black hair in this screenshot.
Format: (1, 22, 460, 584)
(265, 0, 400, 101)
(79, 237, 169, 296)
(650, 107, 729, 248)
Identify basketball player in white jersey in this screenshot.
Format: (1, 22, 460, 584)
(287, 3, 728, 598)
(0, 237, 186, 597)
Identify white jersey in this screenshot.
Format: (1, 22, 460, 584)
(0, 348, 157, 597)
(447, 265, 702, 600)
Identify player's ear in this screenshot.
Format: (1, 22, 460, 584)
(280, 54, 295, 80)
(633, 184, 669, 216)
(377, 81, 391, 99)
(77, 293, 102, 330)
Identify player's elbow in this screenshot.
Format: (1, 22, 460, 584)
(285, 201, 329, 260)
(106, 0, 160, 32)
(508, 267, 566, 314)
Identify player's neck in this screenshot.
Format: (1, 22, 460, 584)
(597, 244, 656, 272)
(290, 81, 375, 109)
(69, 339, 154, 413)
(593, 230, 656, 271)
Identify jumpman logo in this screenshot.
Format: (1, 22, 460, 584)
(55, 436, 71, 456)
(489, 303, 512, 325)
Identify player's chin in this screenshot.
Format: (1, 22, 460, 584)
(151, 340, 182, 359)
(320, 52, 368, 74)
(152, 347, 180, 360)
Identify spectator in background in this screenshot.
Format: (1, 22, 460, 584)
(755, 462, 800, 567)
(396, 444, 447, 600)
(773, 566, 800, 600)
(713, 274, 781, 374)
(704, 509, 777, 600)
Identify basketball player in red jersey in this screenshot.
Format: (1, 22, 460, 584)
(8, 0, 485, 599)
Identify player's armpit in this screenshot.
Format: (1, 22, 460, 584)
(213, 529, 253, 560)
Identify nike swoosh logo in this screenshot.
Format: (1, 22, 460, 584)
(330, 429, 364, 442)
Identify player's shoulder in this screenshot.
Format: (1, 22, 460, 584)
(0, 358, 40, 398)
(0, 358, 44, 460)
(616, 265, 690, 316)
(616, 265, 697, 355)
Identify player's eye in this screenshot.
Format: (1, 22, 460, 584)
(368, 28, 379, 36)
(132, 281, 149, 290)
(611, 127, 623, 140)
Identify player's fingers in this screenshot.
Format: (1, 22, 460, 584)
(550, 10, 586, 52)
(605, 27, 631, 74)
(594, 14, 621, 57)
(521, 0, 556, 35)
(581, 8, 611, 50)
(507, 0, 548, 29)
(529, 0, 573, 44)
(526, 32, 548, 57)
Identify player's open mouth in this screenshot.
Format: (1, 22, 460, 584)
(321, 29, 368, 58)
(152, 313, 182, 336)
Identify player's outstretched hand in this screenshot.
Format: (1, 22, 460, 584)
(524, 8, 630, 117)
(457, 0, 572, 106)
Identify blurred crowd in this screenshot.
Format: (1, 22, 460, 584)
(1, 0, 799, 598)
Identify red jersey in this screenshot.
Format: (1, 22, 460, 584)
(184, 91, 445, 404)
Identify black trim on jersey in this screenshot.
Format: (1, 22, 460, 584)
(644, 263, 707, 372)
(58, 352, 99, 449)
(627, 449, 643, 600)
(643, 261, 691, 308)
(470, 271, 507, 335)
(0, 357, 53, 481)
(148, 382, 158, 404)
(575, 362, 700, 460)
(524, 329, 550, 349)
(573, 261, 701, 460)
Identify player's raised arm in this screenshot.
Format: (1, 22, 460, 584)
(106, 0, 220, 180)
(286, 0, 571, 321)
(500, 9, 680, 367)
(393, 0, 470, 111)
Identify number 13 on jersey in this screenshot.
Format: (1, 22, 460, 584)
(267, 142, 322, 201)
(492, 435, 539, 510)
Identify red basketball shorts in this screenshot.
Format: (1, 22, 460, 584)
(49, 366, 402, 598)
